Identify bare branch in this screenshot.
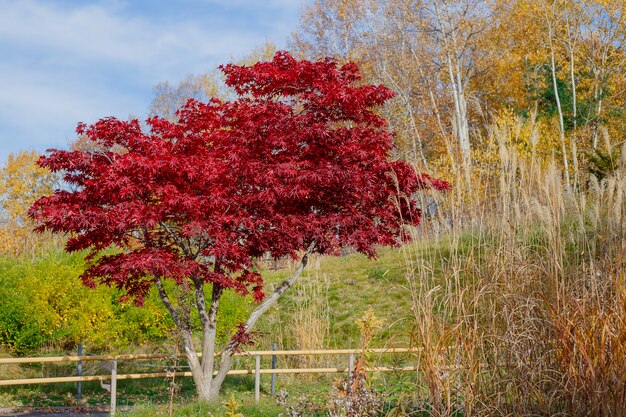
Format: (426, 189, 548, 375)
(154, 276, 182, 329)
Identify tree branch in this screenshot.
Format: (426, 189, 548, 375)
(241, 241, 315, 334)
(154, 276, 182, 329)
(156, 275, 204, 391)
(195, 278, 222, 377)
(158, 221, 193, 258)
(211, 241, 315, 391)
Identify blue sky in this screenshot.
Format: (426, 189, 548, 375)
(0, 0, 307, 162)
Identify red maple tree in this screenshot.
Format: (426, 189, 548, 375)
(29, 52, 449, 401)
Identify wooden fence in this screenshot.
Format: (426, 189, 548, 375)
(0, 347, 421, 416)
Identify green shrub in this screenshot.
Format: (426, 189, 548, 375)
(0, 248, 172, 353)
(0, 244, 256, 354)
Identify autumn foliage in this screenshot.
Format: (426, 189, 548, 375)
(30, 52, 448, 304)
(0, 151, 58, 257)
(29, 52, 448, 400)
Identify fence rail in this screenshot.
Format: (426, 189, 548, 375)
(0, 347, 423, 416)
(0, 347, 418, 364)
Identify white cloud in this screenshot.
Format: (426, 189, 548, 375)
(0, 0, 305, 160)
(0, 0, 265, 77)
(0, 62, 144, 156)
(0, 63, 141, 128)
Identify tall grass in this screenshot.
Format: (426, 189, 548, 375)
(279, 262, 331, 369)
(403, 120, 626, 416)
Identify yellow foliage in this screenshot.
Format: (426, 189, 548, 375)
(356, 306, 383, 350)
(0, 151, 58, 257)
(222, 394, 243, 417)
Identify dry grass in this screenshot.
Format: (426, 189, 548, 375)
(401, 119, 626, 416)
(283, 264, 331, 369)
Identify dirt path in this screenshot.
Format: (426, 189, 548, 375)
(0, 409, 108, 417)
(2, 413, 107, 417)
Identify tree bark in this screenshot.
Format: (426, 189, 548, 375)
(190, 279, 222, 401)
(154, 277, 210, 399)
(592, 63, 606, 150)
(565, 9, 579, 187)
(433, 0, 472, 186)
(545, 4, 571, 192)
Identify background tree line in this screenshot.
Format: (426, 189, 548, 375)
(293, 0, 625, 188)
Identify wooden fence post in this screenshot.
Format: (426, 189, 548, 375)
(271, 343, 277, 396)
(77, 343, 82, 402)
(110, 360, 117, 417)
(254, 355, 260, 403)
(348, 353, 355, 380)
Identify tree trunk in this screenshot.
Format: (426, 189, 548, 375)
(154, 276, 214, 400)
(546, 9, 571, 192)
(433, 0, 471, 187)
(155, 244, 315, 401)
(592, 62, 606, 150)
(566, 11, 580, 188)
(192, 279, 222, 401)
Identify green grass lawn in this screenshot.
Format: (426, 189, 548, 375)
(256, 233, 468, 350)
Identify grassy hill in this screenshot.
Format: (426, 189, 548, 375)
(257, 235, 468, 350)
